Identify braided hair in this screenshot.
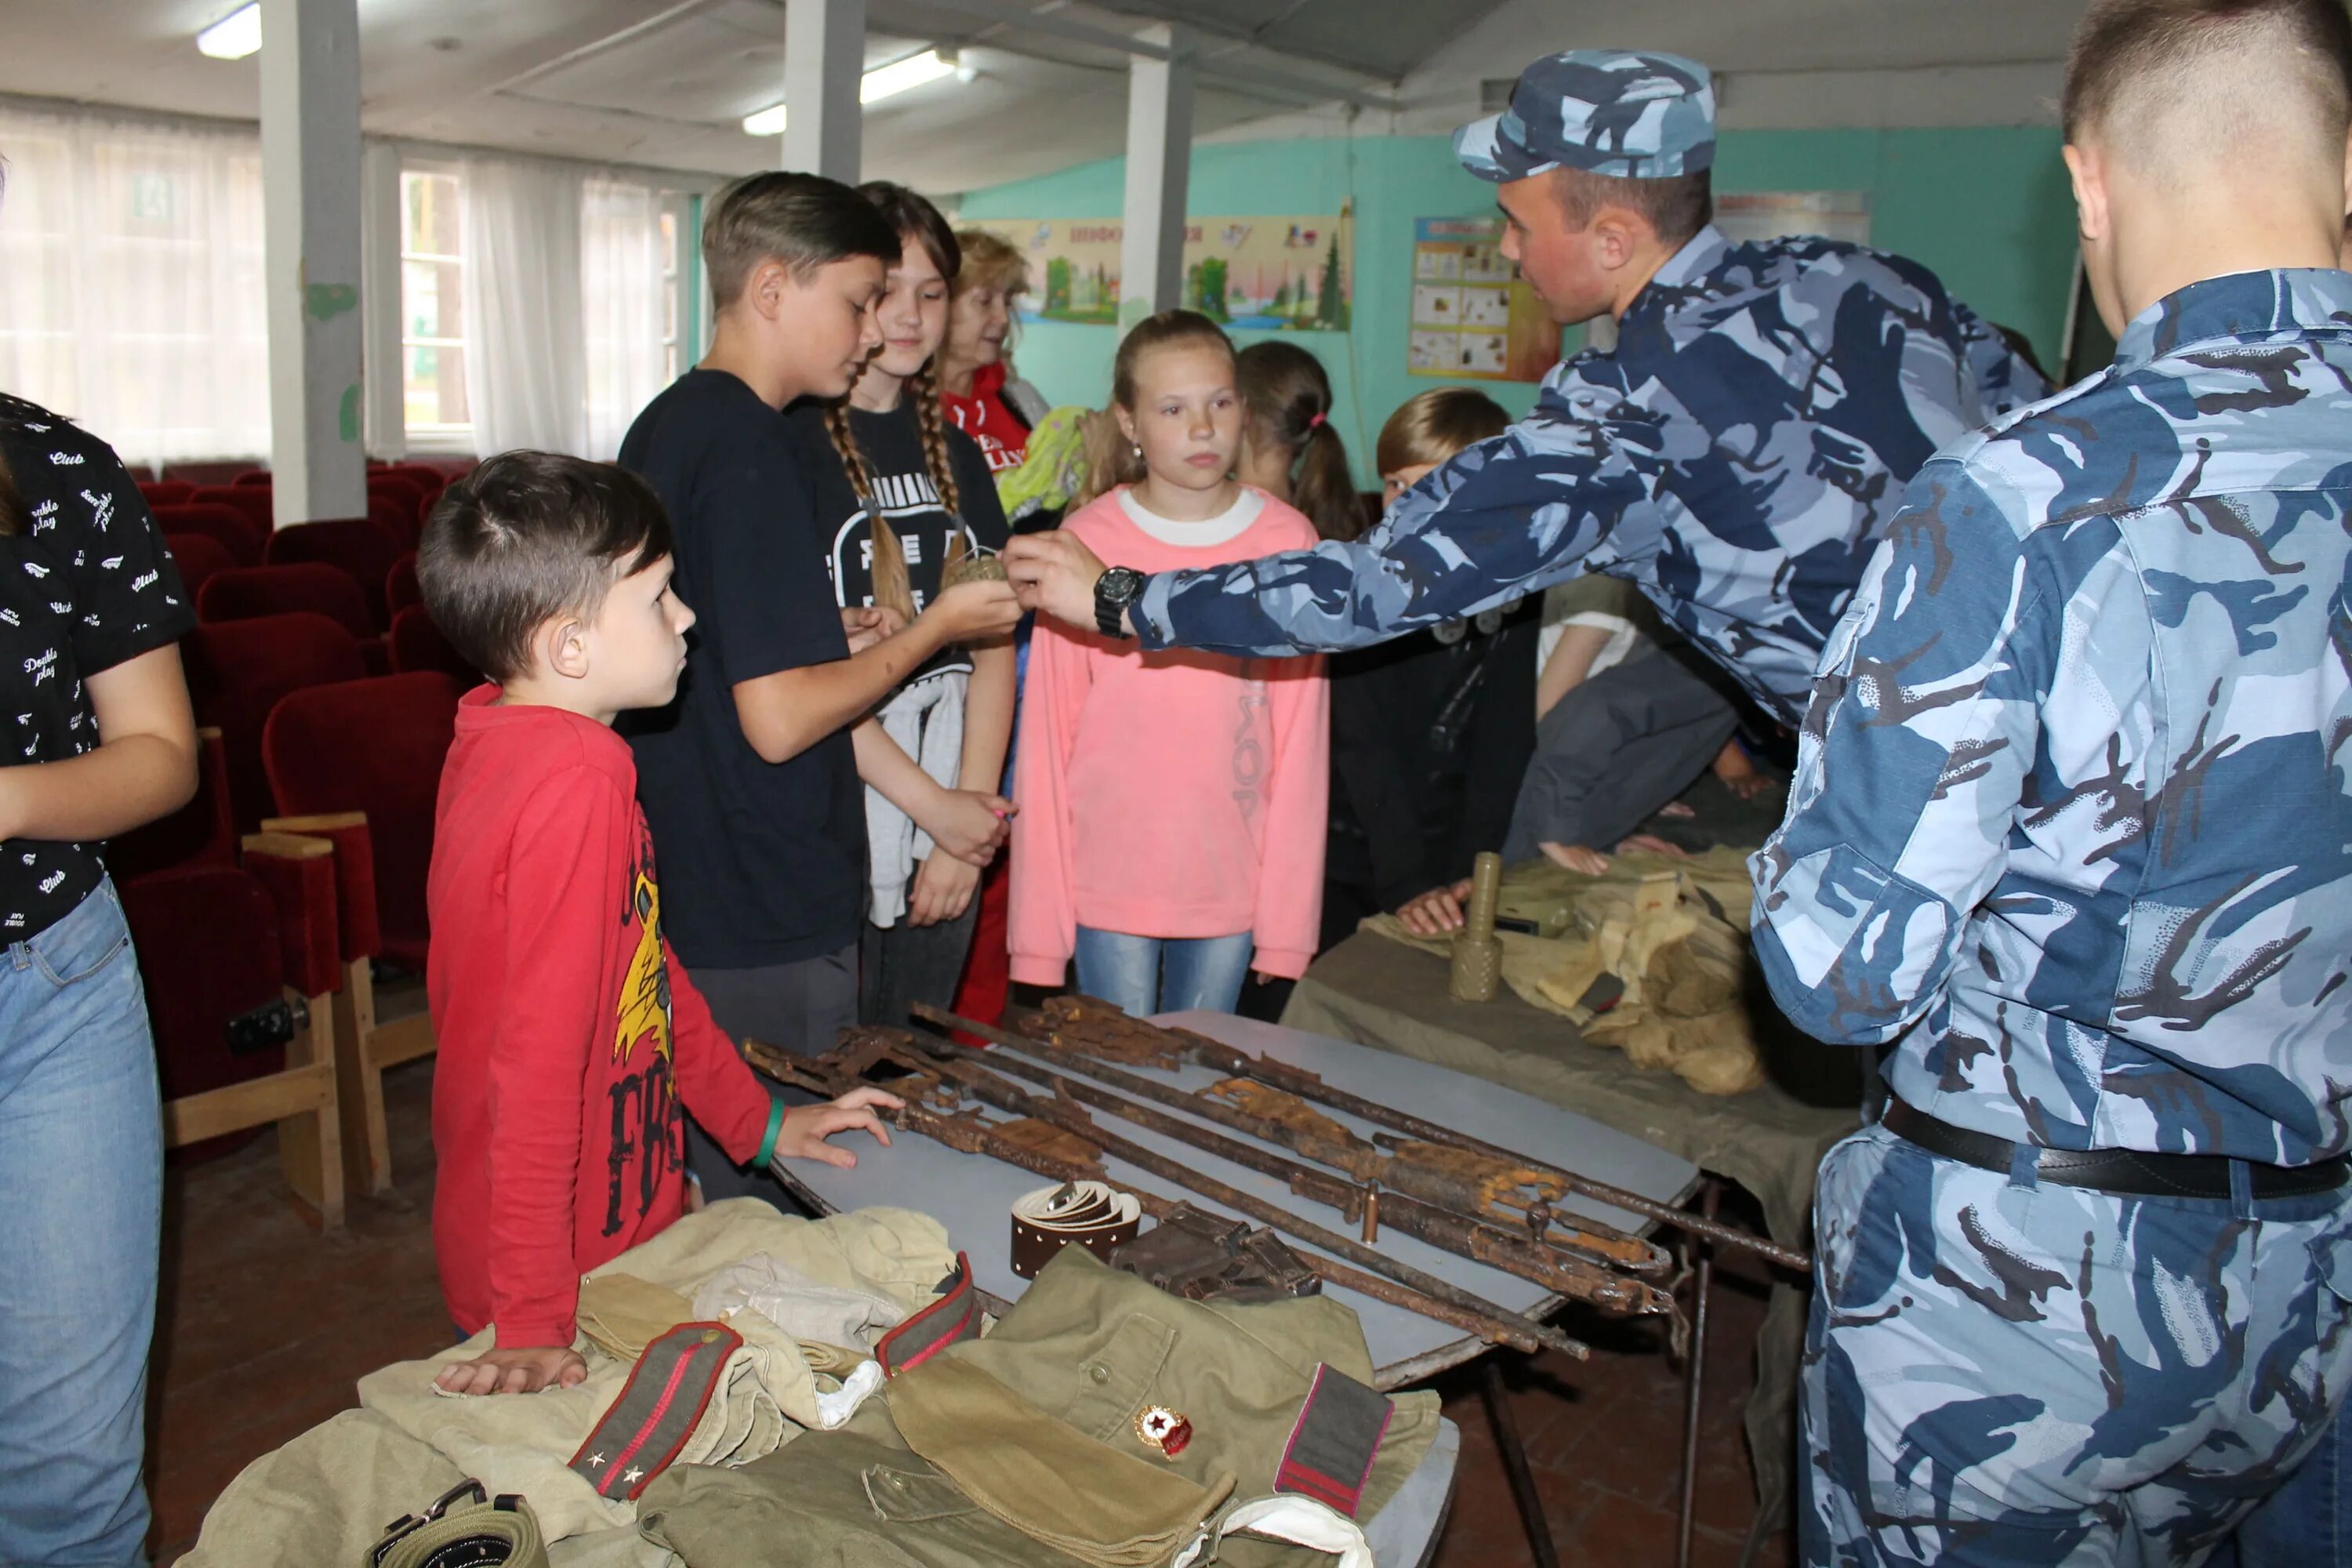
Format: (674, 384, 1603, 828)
(822, 181, 970, 622)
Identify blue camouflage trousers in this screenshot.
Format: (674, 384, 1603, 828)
(1802, 1125, 2352, 1566)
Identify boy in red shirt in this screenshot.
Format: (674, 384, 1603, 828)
(418, 452, 900, 1396)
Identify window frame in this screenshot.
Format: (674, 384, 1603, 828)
(397, 160, 472, 452)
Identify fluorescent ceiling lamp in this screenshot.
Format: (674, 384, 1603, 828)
(196, 2, 262, 60)
(741, 49, 960, 135)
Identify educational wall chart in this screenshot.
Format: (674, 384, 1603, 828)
(1406, 216, 1557, 383)
(964, 207, 1352, 330)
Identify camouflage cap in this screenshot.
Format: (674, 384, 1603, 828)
(1456, 49, 1716, 183)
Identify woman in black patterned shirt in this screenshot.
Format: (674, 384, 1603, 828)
(0, 393, 197, 1565)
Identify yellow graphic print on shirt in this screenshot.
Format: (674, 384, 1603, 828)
(614, 858, 673, 1068)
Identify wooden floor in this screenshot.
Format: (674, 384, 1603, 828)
(147, 1044, 1795, 1566)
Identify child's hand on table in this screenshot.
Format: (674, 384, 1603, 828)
(775, 1087, 904, 1171)
(435, 1345, 589, 1396)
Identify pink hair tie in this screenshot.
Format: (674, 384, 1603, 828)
(1308, 411, 1327, 430)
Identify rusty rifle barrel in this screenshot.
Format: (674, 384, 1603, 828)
(740, 1039, 1558, 1356)
(912, 1006, 1671, 1309)
(1011, 1006, 1811, 1273)
(906, 1044, 1588, 1359)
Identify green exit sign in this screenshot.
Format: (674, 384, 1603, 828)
(129, 172, 174, 225)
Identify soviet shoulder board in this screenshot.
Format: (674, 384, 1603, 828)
(875, 1251, 982, 1377)
(567, 1320, 742, 1501)
(1273, 1363, 1395, 1518)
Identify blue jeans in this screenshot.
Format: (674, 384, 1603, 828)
(2216, 1399, 2348, 1565)
(0, 880, 162, 1567)
(1073, 928, 1253, 1018)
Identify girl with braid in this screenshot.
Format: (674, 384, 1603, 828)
(788, 183, 1015, 1028)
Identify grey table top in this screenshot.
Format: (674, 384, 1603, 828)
(775, 1009, 1700, 1382)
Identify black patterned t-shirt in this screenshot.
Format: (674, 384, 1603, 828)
(0, 395, 194, 940)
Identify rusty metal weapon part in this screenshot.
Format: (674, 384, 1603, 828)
(916, 1003, 1669, 1277)
(738, 1034, 1577, 1357)
(1004, 994, 1812, 1274)
(926, 1030, 1670, 1319)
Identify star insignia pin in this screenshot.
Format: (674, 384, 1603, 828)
(1134, 1404, 1192, 1458)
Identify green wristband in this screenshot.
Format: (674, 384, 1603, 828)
(756, 1098, 787, 1170)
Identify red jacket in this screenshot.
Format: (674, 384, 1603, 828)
(942, 361, 1029, 474)
(426, 688, 771, 1347)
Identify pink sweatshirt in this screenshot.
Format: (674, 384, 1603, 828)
(1010, 486, 1329, 987)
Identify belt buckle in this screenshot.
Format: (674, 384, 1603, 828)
(369, 1479, 488, 1567)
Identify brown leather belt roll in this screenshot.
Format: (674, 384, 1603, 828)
(1884, 1097, 2349, 1200)
(1010, 1181, 1143, 1279)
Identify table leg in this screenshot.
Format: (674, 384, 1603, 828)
(1481, 1357, 1558, 1568)
(1675, 1178, 1722, 1568)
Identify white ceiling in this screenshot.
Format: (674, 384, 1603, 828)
(0, 0, 2089, 197)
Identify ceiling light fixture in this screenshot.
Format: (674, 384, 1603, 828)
(741, 48, 962, 136)
(196, 2, 263, 60)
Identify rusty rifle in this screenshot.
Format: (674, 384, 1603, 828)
(1013, 995, 1812, 1273)
(911, 1007, 1675, 1314)
(738, 1036, 1569, 1357)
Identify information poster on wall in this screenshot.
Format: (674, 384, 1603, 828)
(1713, 191, 1871, 247)
(965, 207, 1352, 330)
(1406, 216, 1556, 382)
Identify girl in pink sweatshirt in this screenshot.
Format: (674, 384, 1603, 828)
(1009, 311, 1329, 1015)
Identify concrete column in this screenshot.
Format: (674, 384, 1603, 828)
(1118, 24, 1193, 325)
(260, 0, 368, 527)
(359, 140, 405, 461)
(782, 0, 865, 182)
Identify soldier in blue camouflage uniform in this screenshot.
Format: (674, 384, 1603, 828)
(1006, 49, 2046, 751)
(1750, 1, 2352, 1560)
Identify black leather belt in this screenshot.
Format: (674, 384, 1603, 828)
(1884, 1097, 2348, 1200)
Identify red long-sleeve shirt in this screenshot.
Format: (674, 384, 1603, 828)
(426, 688, 771, 1347)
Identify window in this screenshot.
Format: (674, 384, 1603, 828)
(662, 206, 681, 381)
(0, 103, 270, 466)
(399, 169, 470, 442)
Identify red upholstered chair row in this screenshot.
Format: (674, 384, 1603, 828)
(230, 470, 271, 488)
(191, 485, 274, 543)
(162, 532, 238, 611)
(153, 503, 264, 567)
(139, 479, 196, 509)
(386, 554, 422, 618)
(265, 517, 405, 631)
(388, 605, 479, 684)
(199, 562, 374, 645)
(260, 671, 461, 1192)
(182, 612, 368, 835)
(115, 730, 347, 1225)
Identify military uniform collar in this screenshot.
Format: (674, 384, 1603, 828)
(1613, 224, 1728, 334)
(2114, 267, 2352, 372)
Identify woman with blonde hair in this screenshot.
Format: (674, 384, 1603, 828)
(938, 228, 1047, 475)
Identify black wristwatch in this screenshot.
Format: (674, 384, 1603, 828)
(1094, 565, 1147, 639)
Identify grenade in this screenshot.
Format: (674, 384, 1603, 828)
(1450, 851, 1505, 1003)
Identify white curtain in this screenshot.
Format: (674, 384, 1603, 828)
(459, 156, 584, 456)
(581, 179, 673, 460)
(0, 103, 270, 468)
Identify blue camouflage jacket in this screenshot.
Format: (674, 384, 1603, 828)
(1752, 269, 2352, 1164)
(1130, 224, 2046, 724)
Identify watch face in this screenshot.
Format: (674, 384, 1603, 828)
(1100, 566, 1145, 601)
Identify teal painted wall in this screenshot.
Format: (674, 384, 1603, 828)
(957, 127, 2075, 486)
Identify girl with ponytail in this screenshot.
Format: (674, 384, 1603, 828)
(1234, 341, 1364, 543)
(791, 182, 1017, 1028)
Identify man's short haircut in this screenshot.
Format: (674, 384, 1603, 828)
(1377, 387, 1512, 476)
(417, 451, 673, 683)
(1555, 166, 1714, 248)
(2063, 0, 2352, 164)
(701, 170, 901, 310)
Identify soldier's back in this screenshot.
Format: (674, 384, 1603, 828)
(1893, 267, 2352, 1162)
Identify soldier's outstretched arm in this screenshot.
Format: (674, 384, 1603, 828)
(1747, 459, 2053, 1046)
(1005, 390, 1662, 657)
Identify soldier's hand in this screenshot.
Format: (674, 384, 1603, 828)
(906, 853, 980, 927)
(841, 604, 905, 654)
(1004, 530, 1109, 632)
(1539, 842, 1613, 877)
(775, 1087, 903, 1171)
(1397, 878, 1475, 935)
(435, 1345, 589, 1397)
